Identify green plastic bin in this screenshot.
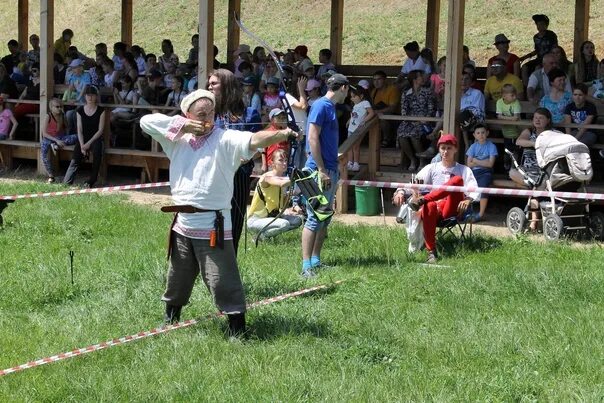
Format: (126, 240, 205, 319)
(355, 186, 379, 216)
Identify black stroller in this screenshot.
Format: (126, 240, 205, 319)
(505, 130, 604, 241)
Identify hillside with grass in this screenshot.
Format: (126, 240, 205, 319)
(1, 1, 603, 67)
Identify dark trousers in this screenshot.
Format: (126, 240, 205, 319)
(63, 139, 103, 186)
(231, 161, 253, 254)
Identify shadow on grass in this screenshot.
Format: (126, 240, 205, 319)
(247, 311, 332, 341)
(437, 233, 503, 259)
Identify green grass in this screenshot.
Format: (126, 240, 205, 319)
(1, 1, 604, 66)
(1, 182, 604, 400)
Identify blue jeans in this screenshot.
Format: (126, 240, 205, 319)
(41, 135, 78, 177)
(304, 168, 339, 232)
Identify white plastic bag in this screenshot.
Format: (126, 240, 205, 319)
(406, 207, 424, 253)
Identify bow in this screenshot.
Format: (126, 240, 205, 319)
(235, 13, 303, 246)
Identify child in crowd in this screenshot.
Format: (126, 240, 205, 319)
(420, 48, 436, 77)
(262, 77, 281, 122)
(347, 86, 375, 172)
(0, 96, 18, 140)
(164, 76, 187, 116)
(316, 48, 335, 79)
(40, 98, 78, 183)
(247, 149, 302, 240)
(131, 45, 147, 76)
(305, 78, 322, 108)
(242, 76, 261, 115)
(102, 59, 118, 88)
(465, 124, 498, 221)
(163, 62, 176, 89)
(261, 108, 290, 173)
(564, 83, 598, 146)
(431, 56, 446, 109)
(145, 53, 158, 76)
(496, 84, 521, 171)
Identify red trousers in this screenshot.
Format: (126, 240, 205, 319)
(13, 103, 39, 119)
(421, 176, 465, 252)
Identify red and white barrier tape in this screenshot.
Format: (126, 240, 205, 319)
(340, 179, 604, 201)
(0, 280, 342, 377)
(0, 182, 170, 201)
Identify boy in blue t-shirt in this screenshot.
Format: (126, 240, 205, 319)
(465, 124, 498, 221)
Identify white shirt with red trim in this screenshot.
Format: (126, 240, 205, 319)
(140, 114, 255, 239)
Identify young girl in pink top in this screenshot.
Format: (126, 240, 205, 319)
(0, 96, 18, 140)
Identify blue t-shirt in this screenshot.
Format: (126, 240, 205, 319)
(305, 96, 339, 171)
(540, 92, 572, 124)
(466, 140, 498, 173)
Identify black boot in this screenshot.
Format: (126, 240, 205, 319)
(227, 313, 246, 338)
(164, 304, 182, 324)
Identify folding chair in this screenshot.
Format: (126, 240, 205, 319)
(436, 204, 476, 248)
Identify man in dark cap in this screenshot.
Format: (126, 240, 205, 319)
(519, 14, 558, 84)
(300, 73, 350, 278)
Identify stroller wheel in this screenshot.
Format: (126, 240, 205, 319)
(543, 214, 564, 241)
(506, 207, 526, 235)
(588, 211, 604, 241)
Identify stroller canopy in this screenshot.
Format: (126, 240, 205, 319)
(535, 130, 593, 185)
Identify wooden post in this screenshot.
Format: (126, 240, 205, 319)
(226, 0, 241, 69)
(330, 0, 344, 66)
(121, 0, 133, 46)
(573, 0, 590, 62)
(198, 0, 214, 88)
(39, 0, 54, 174)
(425, 0, 440, 58)
(18, 0, 29, 51)
(336, 159, 348, 214)
(442, 0, 465, 135)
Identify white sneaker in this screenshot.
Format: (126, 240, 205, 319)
(351, 162, 360, 172)
(50, 143, 59, 155)
(347, 161, 354, 170)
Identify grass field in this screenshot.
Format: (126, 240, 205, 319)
(1, 1, 604, 67)
(1, 181, 604, 400)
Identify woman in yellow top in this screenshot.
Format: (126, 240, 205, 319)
(247, 149, 303, 239)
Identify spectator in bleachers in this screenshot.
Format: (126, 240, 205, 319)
(519, 14, 558, 84)
(462, 63, 483, 92)
(237, 61, 254, 80)
(13, 62, 40, 120)
(293, 45, 313, 76)
(371, 70, 400, 148)
(89, 56, 106, 88)
(347, 85, 375, 172)
(357, 79, 370, 91)
(259, 57, 280, 93)
(570, 41, 599, 86)
(527, 53, 571, 103)
(53, 53, 67, 85)
(187, 65, 198, 92)
(430, 56, 446, 109)
(564, 83, 598, 147)
(459, 71, 486, 151)
(465, 124, 497, 221)
(12, 53, 29, 85)
(551, 46, 571, 76)
(463, 45, 476, 68)
(1, 39, 21, 74)
(0, 61, 19, 100)
(162, 61, 176, 88)
(138, 69, 168, 108)
(262, 76, 281, 122)
(213, 45, 221, 70)
(483, 58, 524, 101)
(66, 59, 91, 103)
(242, 76, 261, 116)
(540, 67, 572, 125)
(64, 86, 105, 188)
(101, 59, 118, 88)
(233, 44, 252, 79)
(164, 76, 187, 116)
(496, 84, 521, 171)
(420, 48, 436, 76)
(186, 34, 199, 69)
(111, 75, 139, 140)
(158, 39, 179, 74)
(145, 53, 158, 77)
(487, 34, 520, 78)
(112, 42, 127, 72)
(589, 61, 604, 101)
(54, 29, 73, 60)
(251, 46, 266, 78)
(397, 70, 436, 172)
(0, 96, 18, 140)
(316, 48, 335, 79)
(40, 98, 77, 183)
(401, 41, 430, 75)
(27, 34, 40, 67)
(509, 108, 552, 201)
(305, 78, 322, 108)
(131, 45, 146, 76)
(121, 52, 140, 83)
(95, 42, 108, 58)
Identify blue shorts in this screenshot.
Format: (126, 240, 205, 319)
(473, 169, 492, 199)
(304, 168, 339, 232)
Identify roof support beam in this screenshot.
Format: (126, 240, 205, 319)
(442, 0, 464, 135)
(330, 0, 344, 66)
(18, 0, 28, 51)
(121, 0, 133, 46)
(226, 0, 241, 68)
(198, 0, 214, 87)
(573, 0, 590, 62)
(39, 0, 54, 174)
(425, 0, 440, 58)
